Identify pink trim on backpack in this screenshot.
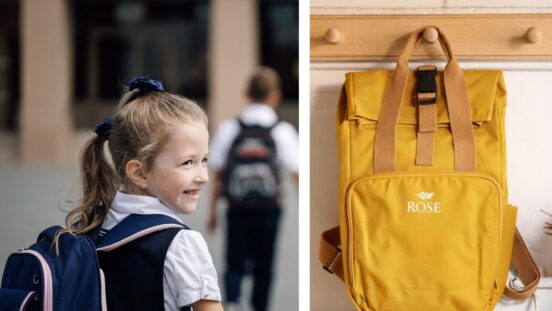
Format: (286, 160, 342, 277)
(96, 224, 183, 252)
(20, 250, 53, 311)
(99, 269, 107, 311)
(19, 291, 35, 311)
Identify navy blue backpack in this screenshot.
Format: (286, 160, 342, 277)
(222, 118, 281, 209)
(0, 214, 187, 311)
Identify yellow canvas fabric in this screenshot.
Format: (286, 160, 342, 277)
(335, 33, 517, 310)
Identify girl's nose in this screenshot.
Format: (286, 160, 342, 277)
(194, 167, 209, 184)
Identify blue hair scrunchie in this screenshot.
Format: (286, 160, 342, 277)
(94, 118, 113, 140)
(128, 76, 164, 93)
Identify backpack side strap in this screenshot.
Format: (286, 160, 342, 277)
(503, 228, 542, 299)
(96, 214, 188, 252)
(319, 226, 541, 299)
(319, 227, 344, 281)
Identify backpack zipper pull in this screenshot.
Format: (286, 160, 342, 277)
(491, 280, 500, 304)
(486, 280, 500, 307)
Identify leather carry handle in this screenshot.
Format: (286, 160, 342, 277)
(374, 26, 477, 173)
(319, 226, 541, 300)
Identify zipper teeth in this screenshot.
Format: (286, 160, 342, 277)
(21, 250, 53, 311)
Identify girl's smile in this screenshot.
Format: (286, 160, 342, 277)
(183, 188, 202, 200)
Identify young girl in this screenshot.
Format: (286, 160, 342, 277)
(61, 76, 223, 311)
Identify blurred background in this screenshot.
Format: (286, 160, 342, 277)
(0, 0, 298, 310)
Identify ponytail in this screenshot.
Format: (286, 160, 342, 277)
(54, 128, 118, 252)
(67, 133, 118, 233)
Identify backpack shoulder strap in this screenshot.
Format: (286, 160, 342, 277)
(503, 228, 541, 299)
(96, 214, 188, 252)
(237, 117, 247, 129)
(236, 117, 280, 131)
(267, 119, 280, 131)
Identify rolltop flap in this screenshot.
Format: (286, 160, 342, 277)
(344, 69, 505, 124)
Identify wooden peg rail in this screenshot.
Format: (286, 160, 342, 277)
(311, 14, 552, 61)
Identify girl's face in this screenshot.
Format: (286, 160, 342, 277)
(145, 121, 209, 214)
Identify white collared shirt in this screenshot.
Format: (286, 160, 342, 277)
(102, 191, 222, 310)
(209, 103, 299, 173)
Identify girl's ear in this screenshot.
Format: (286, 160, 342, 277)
(125, 159, 148, 189)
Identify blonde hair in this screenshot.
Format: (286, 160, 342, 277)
(61, 88, 207, 239)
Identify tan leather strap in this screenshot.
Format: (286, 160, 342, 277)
(374, 26, 476, 173)
(443, 58, 477, 172)
(416, 131, 435, 165)
(504, 229, 541, 299)
(416, 104, 436, 166)
(319, 227, 344, 281)
(319, 226, 540, 299)
(416, 65, 438, 166)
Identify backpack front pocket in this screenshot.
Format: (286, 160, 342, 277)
(345, 173, 502, 311)
(2, 249, 53, 311)
(0, 288, 37, 310)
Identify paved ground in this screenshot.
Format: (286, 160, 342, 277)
(0, 132, 298, 311)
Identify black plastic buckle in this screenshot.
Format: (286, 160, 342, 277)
(417, 66, 437, 105)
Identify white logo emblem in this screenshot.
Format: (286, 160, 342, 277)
(417, 192, 434, 201)
(407, 192, 441, 213)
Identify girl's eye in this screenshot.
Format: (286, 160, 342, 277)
(201, 158, 209, 165)
(181, 160, 193, 166)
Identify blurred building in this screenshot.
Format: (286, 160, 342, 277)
(0, 0, 298, 163)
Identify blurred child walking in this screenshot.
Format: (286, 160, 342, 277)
(208, 67, 299, 311)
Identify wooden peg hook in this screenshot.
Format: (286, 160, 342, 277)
(325, 28, 341, 44)
(423, 27, 439, 43)
(526, 27, 542, 44)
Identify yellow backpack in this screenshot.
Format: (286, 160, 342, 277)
(319, 26, 540, 311)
